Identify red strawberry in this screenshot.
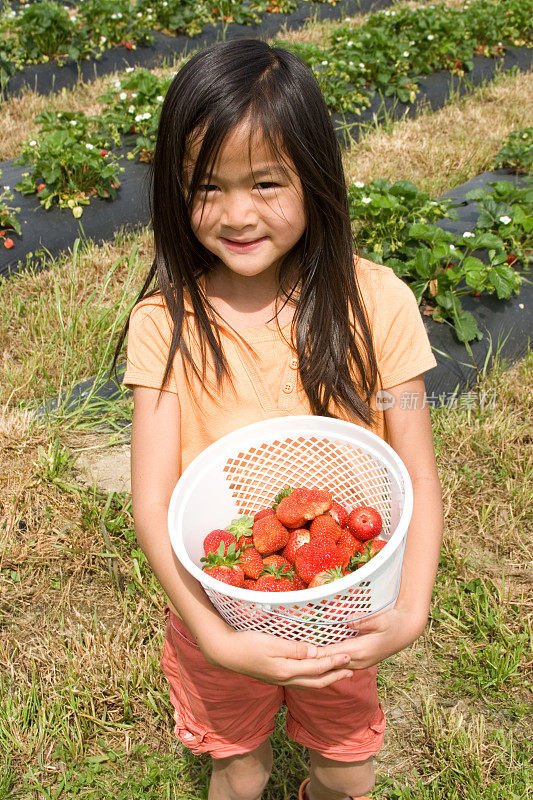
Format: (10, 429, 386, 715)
(336, 530, 366, 569)
(308, 566, 345, 588)
(294, 535, 341, 583)
(292, 573, 308, 590)
(243, 578, 259, 590)
(239, 546, 264, 579)
(310, 514, 343, 542)
(254, 508, 274, 523)
(329, 500, 348, 527)
(271, 485, 293, 510)
(256, 573, 295, 592)
(347, 539, 387, 570)
(281, 528, 311, 563)
(228, 515, 254, 548)
(347, 506, 382, 541)
(201, 543, 245, 587)
(252, 514, 290, 554)
(276, 487, 333, 528)
(203, 529, 236, 557)
(262, 554, 293, 574)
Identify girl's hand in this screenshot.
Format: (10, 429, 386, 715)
(318, 606, 428, 671)
(199, 628, 354, 689)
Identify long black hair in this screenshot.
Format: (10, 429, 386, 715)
(110, 38, 378, 424)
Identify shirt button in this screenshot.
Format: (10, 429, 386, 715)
(289, 357, 298, 369)
(283, 383, 293, 394)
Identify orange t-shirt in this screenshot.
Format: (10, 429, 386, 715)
(123, 256, 437, 472)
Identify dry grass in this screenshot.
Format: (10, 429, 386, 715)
(1, 352, 531, 796)
(0, 229, 153, 406)
(342, 69, 533, 194)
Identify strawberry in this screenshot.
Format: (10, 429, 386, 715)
(252, 514, 290, 554)
(228, 515, 254, 548)
(308, 566, 345, 588)
(292, 573, 308, 590)
(262, 554, 293, 574)
(281, 528, 311, 563)
(201, 543, 245, 587)
(271, 485, 293, 510)
(347, 539, 387, 570)
(347, 506, 382, 541)
(310, 514, 343, 542)
(243, 578, 259, 590)
(203, 529, 236, 557)
(256, 572, 295, 592)
(329, 499, 348, 527)
(239, 545, 264, 579)
(276, 487, 333, 528)
(254, 508, 274, 523)
(294, 535, 341, 583)
(336, 530, 366, 569)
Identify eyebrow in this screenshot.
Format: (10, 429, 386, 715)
(196, 165, 291, 181)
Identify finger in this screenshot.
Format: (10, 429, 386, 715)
(270, 638, 320, 660)
(278, 652, 351, 680)
(286, 669, 353, 689)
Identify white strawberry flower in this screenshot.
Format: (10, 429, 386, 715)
(29, 140, 37, 146)
(463, 231, 475, 238)
(3, 186, 10, 191)
(361, 196, 372, 204)
(449, 244, 456, 251)
(321, 60, 328, 65)
(403, 51, 410, 57)
(347, 40, 353, 46)
(125, 67, 134, 73)
(136, 11, 143, 17)
(135, 114, 143, 122)
(353, 180, 364, 188)
(359, 62, 365, 69)
(131, 93, 138, 98)
(427, 34, 434, 40)
(100, 36, 107, 43)
(499, 215, 512, 225)
(156, 95, 164, 102)
(128, 105, 135, 113)
(119, 92, 127, 99)
(70, 120, 77, 126)
(85, 143, 94, 150)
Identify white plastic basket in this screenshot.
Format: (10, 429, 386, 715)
(168, 415, 412, 645)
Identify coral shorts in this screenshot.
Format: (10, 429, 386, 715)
(160, 607, 386, 762)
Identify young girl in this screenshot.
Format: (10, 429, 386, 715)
(116, 38, 443, 800)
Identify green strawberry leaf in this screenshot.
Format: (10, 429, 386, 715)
(272, 485, 293, 510)
(228, 515, 254, 539)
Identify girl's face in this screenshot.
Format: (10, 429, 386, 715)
(185, 120, 306, 281)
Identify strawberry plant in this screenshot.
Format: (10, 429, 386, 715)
(494, 127, 533, 174)
(348, 178, 524, 342)
(98, 68, 171, 161)
(14, 111, 123, 217)
(77, 0, 154, 53)
(275, 0, 533, 112)
(0, 174, 21, 249)
(464, 179, 533, 268)
(16, 1, 79, 62)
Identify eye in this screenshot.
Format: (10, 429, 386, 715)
(256, 182, 279, 190)
(198, 184, 218, 193)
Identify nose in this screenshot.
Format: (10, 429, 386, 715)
(219, 189, 258, 230)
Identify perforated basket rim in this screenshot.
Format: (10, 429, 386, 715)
(168, 415, 413, 608)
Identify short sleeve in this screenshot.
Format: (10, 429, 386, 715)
(374, 267, 437, 389)
(122, 299, 179, 394)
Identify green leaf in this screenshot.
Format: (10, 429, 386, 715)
(463, 256, 487, 292)
(488, 265, 521, 299)
(452, 308, 482, 343)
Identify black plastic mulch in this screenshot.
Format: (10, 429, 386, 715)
(1, 45, 531, 281)
(2, 0, 392, 99)
(35, 168, 532, 421)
